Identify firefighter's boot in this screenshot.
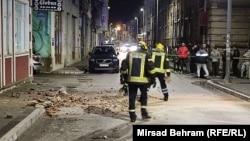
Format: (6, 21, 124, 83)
(129, 112, 137, 122)
(164, 94, 169, 101)
(141, 108, 151, 119)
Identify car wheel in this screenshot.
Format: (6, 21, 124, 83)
(114, 68, 119, 73)
(33, 69, 40, 75)
(33, 70, 37, 74)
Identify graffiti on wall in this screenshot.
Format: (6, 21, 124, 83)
(32, 11, 51, 58)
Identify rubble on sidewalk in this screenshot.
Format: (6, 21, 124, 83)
(2, 82, 129, 118)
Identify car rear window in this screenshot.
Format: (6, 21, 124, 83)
(93, 46, 115, 55)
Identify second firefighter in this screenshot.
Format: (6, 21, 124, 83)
(151, 43, 171, 101)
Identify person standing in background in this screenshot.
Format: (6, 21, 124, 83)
(172, 46, 180, 72)
(210, 46, 221, 77)
(231, 46, 240, 77)
(195, 45, 209, 78)
(240, 48, 250, 79)
(178, 42, 189, 74)
(221, 48, 227, 79)
(200, 43, 209, 78)
(189, 44, 199, 74)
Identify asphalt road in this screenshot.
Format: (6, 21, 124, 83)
(15, 70, 250, 141)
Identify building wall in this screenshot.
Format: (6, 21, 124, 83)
(32, 0, 81, 72)
(167, 0, 176, 48)
(208, 0, 250, 48)
(59, 0, 81, 67)
(92, 0, 109, 46)
(80, 0, 92, 56)
(155, 0, 250, 50)
(0, 0, 32, 90)
(32, 11, 52, 72)
(166, 0, 181, 47)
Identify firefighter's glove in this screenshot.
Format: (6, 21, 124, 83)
(119, 83, 128, 93)
(120, 74, 128, 84)
(120, 77, 125, 84)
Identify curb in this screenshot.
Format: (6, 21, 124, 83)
(0, 108, 45, 141)
(51, 71, 85, 75)
(206, 80, 250, 102)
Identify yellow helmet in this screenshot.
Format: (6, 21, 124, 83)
(156, 43, 165, 51)
(138, 41, 148, 51)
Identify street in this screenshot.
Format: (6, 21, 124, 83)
(15, 54, 250, 140)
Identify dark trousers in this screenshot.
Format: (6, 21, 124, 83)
(190, 58, 196, 73)
(173, 60, 179, 71)
(179, 58, 187, 73)
(156, 73, 168, 96)
(211, 61, 219, 76)
(232, 60, 239, 76)
(222, 62, 226, 78)
(128, 84, 148, 111)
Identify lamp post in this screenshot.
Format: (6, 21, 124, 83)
(223, 0, 232, 84)
(140, 8, 145, 41)
(109, 23, 112, 43)
(135, 17, 139, 42)
(113, 28, 117, 43)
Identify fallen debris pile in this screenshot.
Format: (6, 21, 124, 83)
(23, 87, 128, 117)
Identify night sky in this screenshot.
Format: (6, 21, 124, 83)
(108, 0, 144, 24)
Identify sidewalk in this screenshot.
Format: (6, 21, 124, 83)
(0, 59, 250, 141)
(50, 57, 89, 75)
(207, 78, 250, 101)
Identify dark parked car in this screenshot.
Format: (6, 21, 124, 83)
(88, 45, 119, 73)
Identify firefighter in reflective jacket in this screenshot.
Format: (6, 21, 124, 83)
(151, 43, 171, 101)
(120, 41, 155, 122)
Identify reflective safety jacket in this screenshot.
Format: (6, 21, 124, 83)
(120, 50, 155, 84)
(151, 49, 171, 77)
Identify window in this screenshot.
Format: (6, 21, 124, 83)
(3, 0, 12, 55)
(15, 1, 28, 53)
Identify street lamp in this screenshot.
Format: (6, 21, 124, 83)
(140, 8, 145, 41)
(223, 0, 232, 84)
(109, 23, 113, 43)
